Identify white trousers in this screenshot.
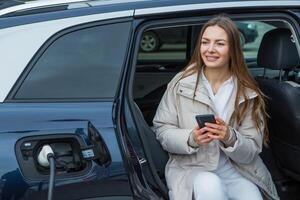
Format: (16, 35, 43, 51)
(193, 157, 263, 200)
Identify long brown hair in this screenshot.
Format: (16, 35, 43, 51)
(180, 15, 269, 144)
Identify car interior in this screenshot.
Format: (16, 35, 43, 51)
(128, 16, 300, 199)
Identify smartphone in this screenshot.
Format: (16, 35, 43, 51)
(195, 114, 216, 128)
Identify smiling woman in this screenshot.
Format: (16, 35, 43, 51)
(152, 15, 279, 200)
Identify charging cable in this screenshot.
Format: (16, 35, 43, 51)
(37, 145, 55, 200)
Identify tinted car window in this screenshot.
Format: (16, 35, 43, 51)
(15, 22, 131, 100)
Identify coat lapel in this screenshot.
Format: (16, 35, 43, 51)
(178, 73, 218, 114)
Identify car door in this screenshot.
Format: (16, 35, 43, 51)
(0, 10, 135, 200)
(125, 3, 300, 200)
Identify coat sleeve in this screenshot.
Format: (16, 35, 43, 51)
(219, 100, 264, 164)
(152, 76, 199, 155)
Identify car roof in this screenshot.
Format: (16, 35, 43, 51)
(0, 0, 23, 10)
(1, 0, 300, 18)
(0, 0, 87, 16)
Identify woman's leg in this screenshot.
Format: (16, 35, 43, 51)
(216, 162, 263, 200)
(225, 176, 263, 200)
(193, 171, 228, 200)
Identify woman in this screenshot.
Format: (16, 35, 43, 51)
(153, 15, 279, 200)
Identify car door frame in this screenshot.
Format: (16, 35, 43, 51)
(120, 6, 300, 199)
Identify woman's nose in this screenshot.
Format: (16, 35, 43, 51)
(208, 43, 215, 52)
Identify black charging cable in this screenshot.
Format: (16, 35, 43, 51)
(47, 153, 55, 200)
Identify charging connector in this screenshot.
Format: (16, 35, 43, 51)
(37, 144, 55, 200)
(38, 145, 54, 167)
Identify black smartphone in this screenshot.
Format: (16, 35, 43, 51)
(195, 114, 216, 128)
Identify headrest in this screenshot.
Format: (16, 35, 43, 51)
(257, 28, 300, 70)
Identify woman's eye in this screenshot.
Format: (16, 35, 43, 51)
(216, 43, 225, 46)
(201, 41, 208, 45)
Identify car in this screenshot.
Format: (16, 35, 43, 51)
(139, 27, 189, 52)
(236, 21, 258, 44)
(0, 0, 300, 200)
(140, 21, 258, 52)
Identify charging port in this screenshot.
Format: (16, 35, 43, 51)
(35, 139, 86, 175)
(16, 134, 91, 181)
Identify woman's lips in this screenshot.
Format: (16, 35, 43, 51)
(205, 55, 219, 62)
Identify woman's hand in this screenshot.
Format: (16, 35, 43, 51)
(193, 125, 213, 145)
(204, 117, 230, 142)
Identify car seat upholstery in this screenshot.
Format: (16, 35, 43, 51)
(256, 28, 300, 180)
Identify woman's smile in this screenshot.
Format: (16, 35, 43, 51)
(205, 55, 219, 62)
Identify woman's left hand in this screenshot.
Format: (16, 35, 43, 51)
(204, 117, 230, 142)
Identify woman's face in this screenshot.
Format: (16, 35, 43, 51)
(200, 25, 230, 69)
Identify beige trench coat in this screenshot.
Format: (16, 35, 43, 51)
(153, 72, 279, 200)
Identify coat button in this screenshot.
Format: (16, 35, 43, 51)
(179, 89, 183, 93)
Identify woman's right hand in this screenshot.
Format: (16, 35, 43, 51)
(193, 125, 213, 145)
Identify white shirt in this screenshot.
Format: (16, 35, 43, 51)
(201, 70, 234, 120)
(201, 69, 235, 169)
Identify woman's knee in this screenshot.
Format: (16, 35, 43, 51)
(227, 178, 263, 200)
(193, 172, 227, 200)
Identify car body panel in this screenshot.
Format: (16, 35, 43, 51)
(0, 102, 132, 199)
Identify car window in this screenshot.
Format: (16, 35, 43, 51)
(14, 22, 131, 100)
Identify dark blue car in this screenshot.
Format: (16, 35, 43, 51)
(0, 0, 299, 200)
